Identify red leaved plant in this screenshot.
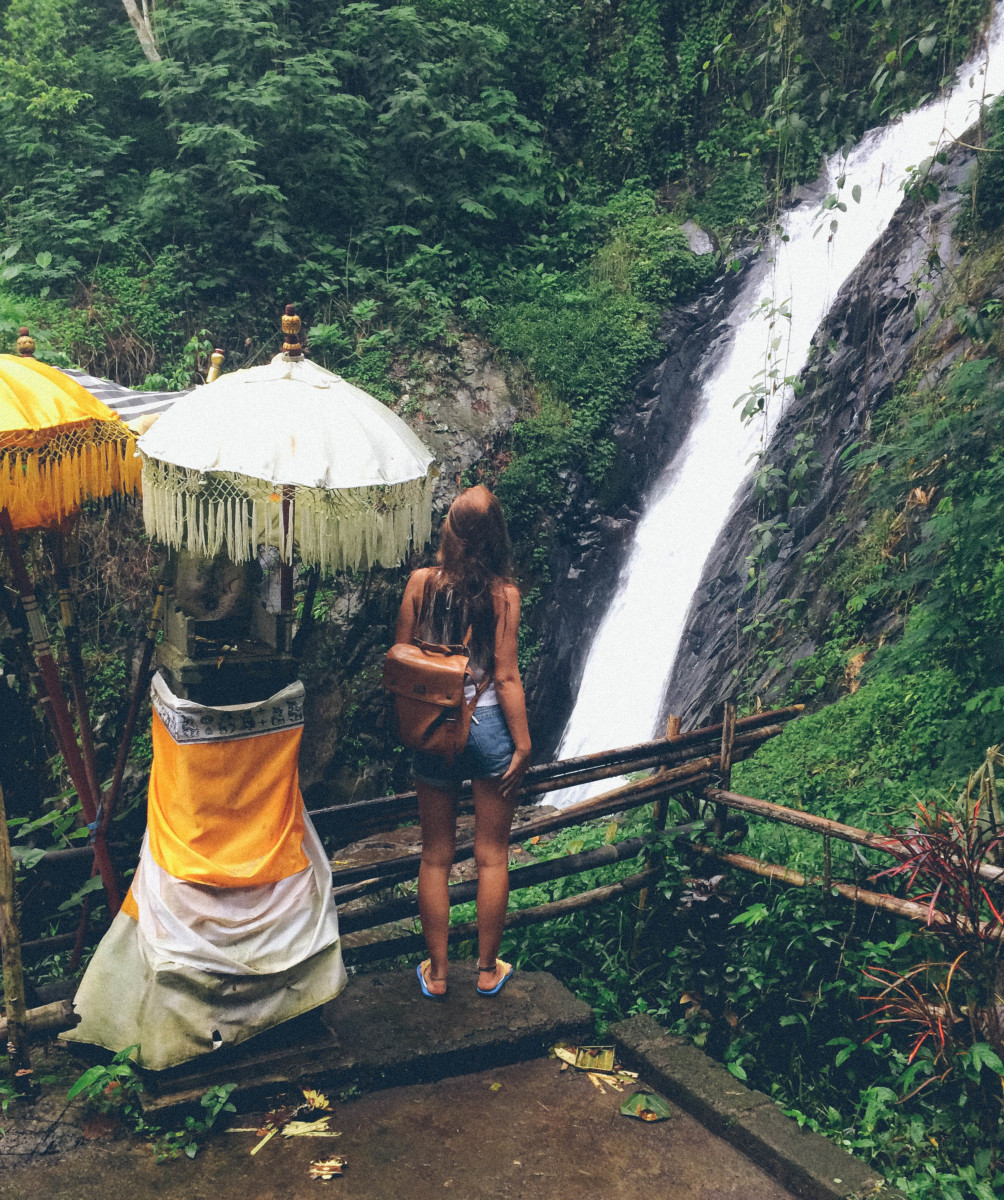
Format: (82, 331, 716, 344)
(871, 798, 1004, 943)
(858, 798, 1004, 1115)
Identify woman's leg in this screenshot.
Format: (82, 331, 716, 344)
(472, 777, 517, 990)
(417, 782, 457, 993)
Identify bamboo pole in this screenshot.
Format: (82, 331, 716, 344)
(278, 485, 295, 655)
(331, 758, 719, 889)
(0, 508, 121, 914)
(715, 701, 737, 833)
(51, 534, 104, 972)
(308, 723, 785, 836)
(704, 786, 1004, 886)
(0, 780, 32, 1096)
(18, 729, 780, 873)
(309, 704, 804, 812)
(692, 843, 1004, 939)
(339, 834, 655, 936)
(100, 561, 170, 839)
(0, 999, 75, 1042)
(631, 713, 683, 961)
(342, 868, 660, 965)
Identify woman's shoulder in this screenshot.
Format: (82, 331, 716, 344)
(407, 565, 438, 589)
(491, 580, 521, 610)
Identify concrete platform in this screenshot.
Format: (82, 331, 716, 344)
(1, 1053, 801, 1200)
(611, 1014, 903, 1200)
(136, 962, 594, 1117)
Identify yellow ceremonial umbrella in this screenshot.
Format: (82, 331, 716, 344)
(0, 345, 141, 530)
(0, 337, 131, 924)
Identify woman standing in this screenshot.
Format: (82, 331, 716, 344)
(394, 486, 531, 998)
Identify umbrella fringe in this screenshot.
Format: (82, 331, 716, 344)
(140, 460, 433, 574)
(1, 435, 141, 531)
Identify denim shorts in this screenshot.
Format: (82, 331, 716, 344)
(412, 703, 516, 790)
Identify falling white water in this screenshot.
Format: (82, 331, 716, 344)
(553, 7, 1004, 806)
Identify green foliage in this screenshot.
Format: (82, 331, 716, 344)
(67, 1044, 143, 1110)
(972, 97, 1004, 232)
(145, 1083, 238, 1161)
(489, 186, 715, 546)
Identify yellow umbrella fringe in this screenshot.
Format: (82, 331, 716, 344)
(0, 434, 139, 530)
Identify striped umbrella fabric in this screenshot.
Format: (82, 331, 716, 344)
(57, 367, 188, 424)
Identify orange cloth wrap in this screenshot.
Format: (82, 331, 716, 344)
(147, 710, 309, 887)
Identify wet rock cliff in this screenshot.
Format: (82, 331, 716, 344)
(525, 144, 981, 753)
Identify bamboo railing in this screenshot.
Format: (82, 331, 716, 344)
(17, 697, 990, 990)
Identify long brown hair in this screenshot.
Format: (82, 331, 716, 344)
(418, 486, 514, 672)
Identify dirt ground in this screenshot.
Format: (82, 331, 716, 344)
(1, 1049, 797, 1200)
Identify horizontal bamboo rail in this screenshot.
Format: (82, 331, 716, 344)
(307, 719, 794, 836)
(17, 721, 788, 872)
(330, 755, 721, 891)
(339, 832, 666, 936)
(14, 707, 800, 966)
(342, 868, 660, 966)
(705, 787, 1004, 886)
(693, 844, 1003, 940)
(0, 998, 75, 1042)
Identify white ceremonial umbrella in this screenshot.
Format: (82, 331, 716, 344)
(137, 351, 435, 574)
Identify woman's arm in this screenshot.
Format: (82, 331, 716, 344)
(395, 567, 431, 645)
(492, 583, 531, 801)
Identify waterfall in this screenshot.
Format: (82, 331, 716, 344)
(553, 6, 1004, 806)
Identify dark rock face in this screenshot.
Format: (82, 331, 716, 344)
(664, 148, 978, 724)
(523, 251, 756, 755)
(528, 147, 978, 752)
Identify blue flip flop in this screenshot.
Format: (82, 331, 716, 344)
(417, 960, 447, 1000)
(476, 961, 514, 996)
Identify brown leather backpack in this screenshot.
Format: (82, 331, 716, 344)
(382, 635, 489, 763)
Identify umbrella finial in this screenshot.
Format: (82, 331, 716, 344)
(16, 327, 35, 357)
(206, 347, 225, 384)
(281, 304, 302, 359)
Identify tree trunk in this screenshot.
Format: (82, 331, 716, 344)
(0, 781, 32, 1096)
(121, 0, 161, 63)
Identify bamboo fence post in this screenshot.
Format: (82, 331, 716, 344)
(715, 700, 737, 834)
(631, 713, 684, 960)
(0, 508, 121, 914)
(0, 779, 32, 1097)
(823, 833, 833, 900)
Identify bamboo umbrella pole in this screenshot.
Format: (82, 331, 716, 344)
(50, 534, 101, 812)
(0, 508, 121, 914)
(279, 485, 295, 655)
(0, 779, 32, 1096)
(100, 557, 171, 838)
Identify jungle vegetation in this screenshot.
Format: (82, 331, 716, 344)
(3, 2, 1004, 1195)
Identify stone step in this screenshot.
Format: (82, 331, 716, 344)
(136, 963, 593, 1119)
